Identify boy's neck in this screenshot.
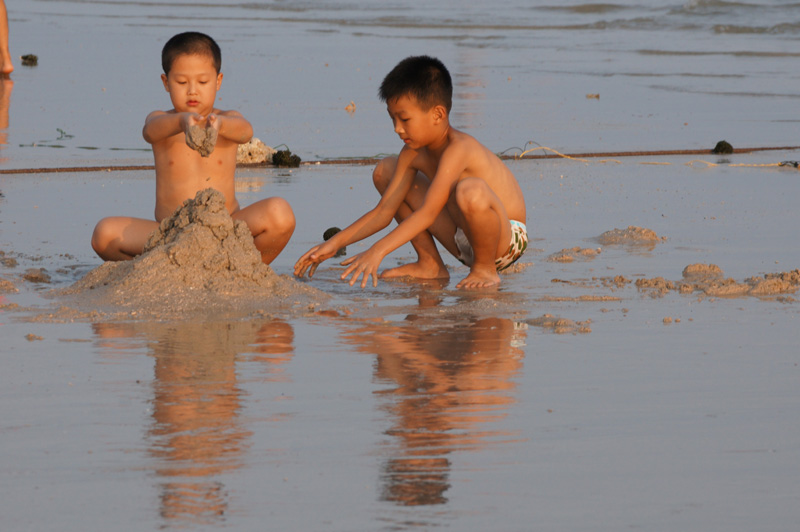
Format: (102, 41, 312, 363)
(423, 123, 453, 159)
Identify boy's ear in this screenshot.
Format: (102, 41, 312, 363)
(216, 72, 223, 90)
(432, 104, 447, 124)
(161, 73, 169, 92)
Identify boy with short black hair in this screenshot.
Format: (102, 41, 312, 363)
(294, 55, 526, 289)
(92, 31, 295, 265)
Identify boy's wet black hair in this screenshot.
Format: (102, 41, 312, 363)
(379, 55, 452, 112)
(161, 31, 222, 75)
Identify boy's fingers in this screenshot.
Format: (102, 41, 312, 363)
(341, 265, 355, 282)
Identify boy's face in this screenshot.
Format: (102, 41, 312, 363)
(161, 53, 222, 117)
(386, 94, 444, 150)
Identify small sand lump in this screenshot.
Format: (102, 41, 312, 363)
(597, 226, 664, 245)
(185, 125, 218, 157)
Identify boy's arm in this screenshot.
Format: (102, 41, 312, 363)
(208, 110, 253, 144)
(341, 147, 467, 287)
(293, 152, 420, 279)
(142, 110, 199, 144)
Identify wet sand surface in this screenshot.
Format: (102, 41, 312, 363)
(2, 154, 800, 531)
(3, 0, 800, 529)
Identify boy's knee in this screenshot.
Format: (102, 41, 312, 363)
(268, 197, 296, 236)
(455, 178, 490, 213)
(372, 156, 397, 192)
(91, 218, 113, 254)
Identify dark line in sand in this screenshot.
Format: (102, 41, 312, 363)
(1, 146, 798, 174)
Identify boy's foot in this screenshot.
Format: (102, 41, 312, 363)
(456, 270, 500, 289)
(380, 261, 450, 280)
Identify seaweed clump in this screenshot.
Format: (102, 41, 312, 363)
(712, 140, 733, 154)
(21, 54, 38, 67)
(272, 149, 301, 168)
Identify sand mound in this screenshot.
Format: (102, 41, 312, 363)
(59, 188, 324, 318)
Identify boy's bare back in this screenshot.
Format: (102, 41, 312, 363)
(402, 126, 526, 225)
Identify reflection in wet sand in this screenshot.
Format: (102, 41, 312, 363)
(92, 319, 294, 525)
(0, 78, 11, 163)
(343, 316, 527, 506)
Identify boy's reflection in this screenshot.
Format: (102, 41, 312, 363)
(93, 319, 294, 525)
(344, 316, 527, 506)
(0, 77, 11, 162)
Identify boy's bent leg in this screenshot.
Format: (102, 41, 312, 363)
(453, 177, 512, 289)
(234, 197, 295, 265)
(91, 216, 159, 261)
(372, 157, 450, 280)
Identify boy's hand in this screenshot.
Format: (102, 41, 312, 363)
(294, 241, 339, 279)
(206, 113, 221, 132)
(340, 248, 383, 288)
(180, 112, 205, 131)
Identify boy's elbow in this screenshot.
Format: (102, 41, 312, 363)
(240, 124, 254, 144)
(142, 124, 160, 145)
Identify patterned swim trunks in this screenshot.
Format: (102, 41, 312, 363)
(455, 220, 528, 271)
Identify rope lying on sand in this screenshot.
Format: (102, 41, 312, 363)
(1, 145, 799, 175)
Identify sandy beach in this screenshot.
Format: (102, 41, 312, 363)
(3, 1, 800, 530)
(4, 151, 800, 530)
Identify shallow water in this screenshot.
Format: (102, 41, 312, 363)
(4, 0, 800, 166)
(2, 1, 800, 530)
(3, 155, 800, 530)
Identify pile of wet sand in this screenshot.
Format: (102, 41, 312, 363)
(57, 188, 325, 319)
(636, 263, 800, 299)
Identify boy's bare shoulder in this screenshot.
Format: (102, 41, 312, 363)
(214, 108, 245, 117)
(147, 108, 176, 117)
(447, 128, 493, 154)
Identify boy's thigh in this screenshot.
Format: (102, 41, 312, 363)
(451, 178, 513, 252)
(96, 216, 158, 238)
(93, 216, 159, 256)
